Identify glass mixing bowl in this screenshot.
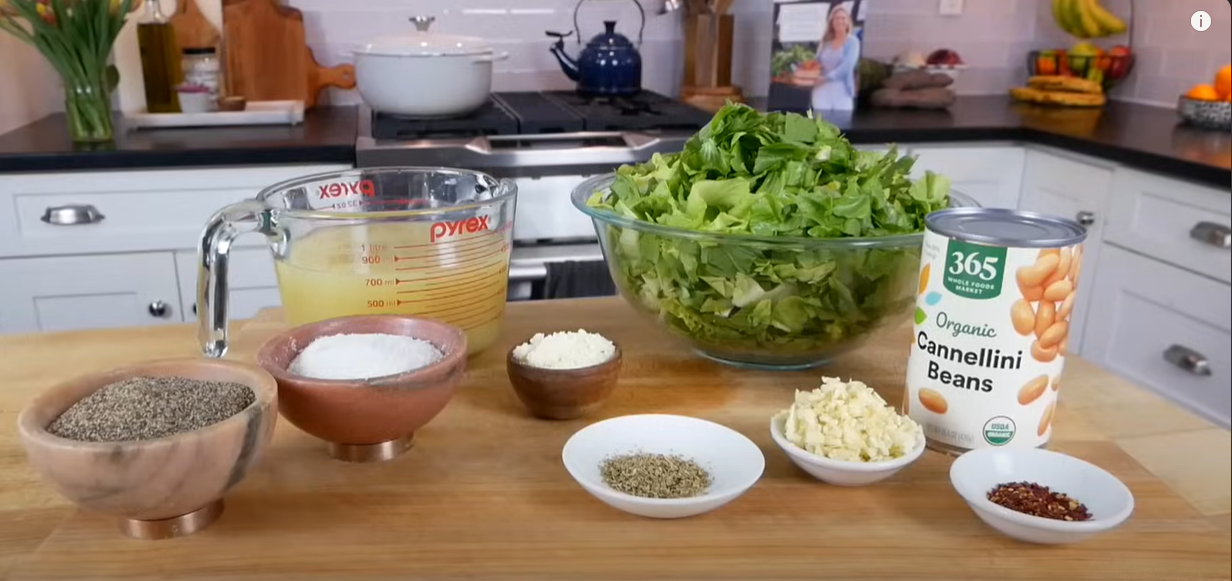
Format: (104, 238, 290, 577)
(571, 174, 978, 371)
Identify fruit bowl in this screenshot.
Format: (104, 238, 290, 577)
(1027, 49, 1134, 92)
(1177, 96, 1231, 131)
(572, 174, 978, 371)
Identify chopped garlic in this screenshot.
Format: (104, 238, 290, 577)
(512, 329, 615, 370)
(779, 377, 923, 462)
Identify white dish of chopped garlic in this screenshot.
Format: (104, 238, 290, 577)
(770, 377, 925, 487)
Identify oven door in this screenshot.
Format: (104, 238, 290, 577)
(507, 243, 610, 301)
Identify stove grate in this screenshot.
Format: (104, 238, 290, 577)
(368, 91, 712, 139)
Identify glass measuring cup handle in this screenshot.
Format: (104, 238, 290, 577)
(197, 199, 272, 358)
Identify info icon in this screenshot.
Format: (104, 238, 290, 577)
(1192, 10, 1212, 32)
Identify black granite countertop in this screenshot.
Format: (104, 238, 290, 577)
(806, 96, 1230, 188)
(0, 97, 1227, 188)
(0, 106, 357, 172)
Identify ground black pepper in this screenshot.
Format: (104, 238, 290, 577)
(987, 481, 1092, 522)
(47, 376, 254, 442)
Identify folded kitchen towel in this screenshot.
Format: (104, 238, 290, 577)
(544, 260, 617, 300)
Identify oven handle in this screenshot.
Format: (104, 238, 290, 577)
(509, 263, 548, 282)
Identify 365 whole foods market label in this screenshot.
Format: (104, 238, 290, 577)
(905, 228, 1084, 452)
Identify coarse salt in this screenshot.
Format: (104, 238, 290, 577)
(289, 333, 443, 381)
(512, 329, 615, 370)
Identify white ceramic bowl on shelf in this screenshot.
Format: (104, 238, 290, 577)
(769, 413, 925, 486)
(949, 447, 1135, 545)
(561, 414, 765, 519)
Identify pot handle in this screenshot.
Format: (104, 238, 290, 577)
(572, 0, 645, 47)
(472, 51, 510, 63)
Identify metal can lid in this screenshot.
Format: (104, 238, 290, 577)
(926, 208, 1088, 248)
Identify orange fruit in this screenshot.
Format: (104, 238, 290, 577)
(1215, 64, 1231, 99)
(1185, 84, 1221, 101)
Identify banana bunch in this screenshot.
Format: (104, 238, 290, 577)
(1052, 0, 1127, 38)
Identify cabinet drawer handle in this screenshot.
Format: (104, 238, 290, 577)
(148, 300, 171, 319)
(1075, 211, 1095, 227)
(1163, 344, 1211, 376)
(1189, 222, 1231, 249)
(40, 204, 106, 226)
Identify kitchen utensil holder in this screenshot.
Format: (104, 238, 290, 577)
(683, 13, 733, 88)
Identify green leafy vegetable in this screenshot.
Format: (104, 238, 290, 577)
(586, 103, 952, 363)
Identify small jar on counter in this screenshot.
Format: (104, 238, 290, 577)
(181, 47, 221, 102)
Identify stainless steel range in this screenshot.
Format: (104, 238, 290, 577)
(355, 90, 712, 301)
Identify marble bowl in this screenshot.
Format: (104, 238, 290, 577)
(256, 315, 467, 463)
(506, 341, 622, 420)
(16, 358, 278, 540)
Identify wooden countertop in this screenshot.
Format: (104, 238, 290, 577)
(1, 298, 1229, 580)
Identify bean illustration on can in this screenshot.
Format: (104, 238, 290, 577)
(904, 208, 1088, 454)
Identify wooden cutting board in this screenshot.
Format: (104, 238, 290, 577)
(221, 0, 355, 109)
(170, 0, 219, 50)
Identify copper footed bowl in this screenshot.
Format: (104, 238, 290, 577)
(17, 358, 278, 540)
(256, 315, 467, 462)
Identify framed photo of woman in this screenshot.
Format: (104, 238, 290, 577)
(768, 0, 868, 113)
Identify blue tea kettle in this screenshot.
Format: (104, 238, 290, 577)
(546, 0, 645, 97)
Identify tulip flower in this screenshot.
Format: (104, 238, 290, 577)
(0, 0, 136, 142)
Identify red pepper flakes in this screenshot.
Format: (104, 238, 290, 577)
(987, 481, 1092, 522)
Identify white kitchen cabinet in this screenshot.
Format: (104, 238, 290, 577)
(173, 248, 281, 323)
(1083, 245, 1230, 429)
(0, 164, 350, 259)
(908, 145, 1025, 209)
(1105, 168, 1231, 284)
(1017, 149, 1114, 357)
(0, 252, 182, 334)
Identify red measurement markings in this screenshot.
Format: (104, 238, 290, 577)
(447, 301, 507, 331)
(394, 229, 504, 257)
(392, 239, 497, 263)
(419, 264, 508, 290)
(393, 261, 504, 283)
(393, 267, 502, 287)
(393, 245, 507, 271)
(399, 276, 505, 299)
(398, 288, 505, 316)
(392, 222, 512, 250)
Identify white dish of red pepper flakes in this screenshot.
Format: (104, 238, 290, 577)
(950, 447, 1135, 545)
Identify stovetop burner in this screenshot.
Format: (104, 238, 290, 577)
(368, 90, 712, 140)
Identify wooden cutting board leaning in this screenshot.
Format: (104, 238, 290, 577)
(221, 0, 355, 108)
(169, 0, 219, 50)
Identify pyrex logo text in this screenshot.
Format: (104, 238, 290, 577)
(318, 179, 375, 199)
(430, 216, 491, 243)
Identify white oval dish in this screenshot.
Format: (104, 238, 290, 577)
(769, 413, 925, 486)
(949, 447, 1135, 545)
(561, 414, 765, 519)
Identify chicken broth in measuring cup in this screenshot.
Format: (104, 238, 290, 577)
(276, 221, 511, 356)
(197, 167, 517, 359)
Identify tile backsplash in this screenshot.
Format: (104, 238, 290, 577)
(2, 0, 1229, 131)
(290, 0, 1051, 104)
(291, 0, 1229, 108)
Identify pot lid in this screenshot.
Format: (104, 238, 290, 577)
(359, 16, 492, 57)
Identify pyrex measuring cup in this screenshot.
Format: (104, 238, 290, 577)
(198, 167, 517, 358)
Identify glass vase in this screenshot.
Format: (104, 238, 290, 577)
(63, 78, 115, 143)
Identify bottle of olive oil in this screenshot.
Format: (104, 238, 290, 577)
(137, 0, 182, 113)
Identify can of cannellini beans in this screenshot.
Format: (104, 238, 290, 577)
(904, 208, 1088, 455)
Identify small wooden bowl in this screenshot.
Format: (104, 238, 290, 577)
(256, 315, 467, 463)
(218, 96, 247, 112)
(16, 358, 278, 540)
(506, 343, 622, 420)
